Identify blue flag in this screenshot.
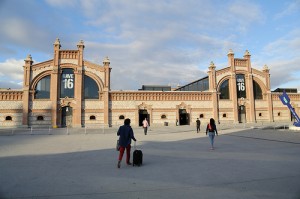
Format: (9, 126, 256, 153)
(279, 90, 300, 127)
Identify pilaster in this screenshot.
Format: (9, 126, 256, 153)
(227, 49, 235, 71)
(230, 73, 239, 123)
(77, 40, 84, 67)
(73, 68, 83, 127)
(208, 61, 216, 91)
(22, 54, 33, 126)
(243, 50, 251, 72)
(51, 68, 59, 127)
(263, 65, 273, 122)
(103, 57, 111, 126)
(245, 73, 255, 122)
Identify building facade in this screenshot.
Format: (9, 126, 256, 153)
(1, 39, 299, 128)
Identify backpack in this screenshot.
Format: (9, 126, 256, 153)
(208, 123, 214, 132)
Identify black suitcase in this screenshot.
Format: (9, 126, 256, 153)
(133, 149, 143, 167)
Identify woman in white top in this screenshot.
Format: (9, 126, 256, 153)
(142, 118, 149, 135)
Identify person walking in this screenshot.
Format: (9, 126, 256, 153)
(142, 118, 149, 135)
(206, 118, 218, 150)
(117, 118, 136, 168)
(196, 118, 201, 133)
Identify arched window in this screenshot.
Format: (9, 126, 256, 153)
(37, 116, 44, 121)
(90, 115, 96, 120)
(200, 114, 204, 118)
(5, 116, 12, 121)
(119, 115, 125, 120)
(35, 75, 51, 99)
(253, 80, 262, 99)
(259, 113, 262, 117)
(223, 113, 227, 118)
(219, 79, 229, 99)
(161, 114, 167, 119)
(278, 112, 281, 116)
(84, 76, 99, 99)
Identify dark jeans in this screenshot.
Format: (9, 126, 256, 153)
(144, 127, 148, 135)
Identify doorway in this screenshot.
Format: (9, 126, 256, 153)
(139, 110, 150, 126)
(179, 109, 189, 125)
(238, 105, 246, 123)
(61, 106, 73, 127)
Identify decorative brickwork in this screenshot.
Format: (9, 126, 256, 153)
(1, 41, 300, 128)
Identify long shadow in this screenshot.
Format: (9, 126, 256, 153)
(1, 129, 300, 199)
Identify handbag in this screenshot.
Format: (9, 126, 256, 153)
(116, 139, 120, 151)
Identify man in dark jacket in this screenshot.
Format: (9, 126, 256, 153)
(117, 118, 136, 168)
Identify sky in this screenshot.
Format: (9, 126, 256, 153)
(0, 0, 299, 91)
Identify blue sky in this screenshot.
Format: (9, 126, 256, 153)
(0, 0, 299, 91)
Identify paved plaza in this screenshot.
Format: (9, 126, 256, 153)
(0, 125, 300, 199)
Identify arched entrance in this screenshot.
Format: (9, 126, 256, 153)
(238, 105, 246, 123)
(179, 109, 189, 125)
(61, 106, 73, 127)
(139, 109, 150, 126)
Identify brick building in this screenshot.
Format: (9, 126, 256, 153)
(1, 39, 299, 128)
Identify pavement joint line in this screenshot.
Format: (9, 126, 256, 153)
(225, 134, 300, 145)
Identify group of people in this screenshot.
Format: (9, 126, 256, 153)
(116, 117, 218, 168)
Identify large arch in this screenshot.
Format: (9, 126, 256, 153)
(84, 71, 105, 92)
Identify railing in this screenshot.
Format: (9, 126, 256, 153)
(0, 122, 296, 136)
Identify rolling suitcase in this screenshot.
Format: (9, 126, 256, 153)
(132, 142, 143, 167)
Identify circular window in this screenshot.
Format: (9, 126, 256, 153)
(119, 115, 125, 120)
(161, 114, 167, 119)
(90, 115, 96, 120)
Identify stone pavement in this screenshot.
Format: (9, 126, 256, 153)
(0, 125, 300, 199)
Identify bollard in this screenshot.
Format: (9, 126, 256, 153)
(85, 126, 87, 135)
(30, 126, 33, 135)
(48, 126, 51, 135)
(11, 129, 14, 135)
(67, 127, 69, 135)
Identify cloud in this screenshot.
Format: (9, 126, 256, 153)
(275, 0, 300, 19)
(0, 59, 24, 80)
(0, 59, 24, 89)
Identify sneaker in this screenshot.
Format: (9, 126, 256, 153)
(117, 161, 121, 168)
(127, 162, 132, 165)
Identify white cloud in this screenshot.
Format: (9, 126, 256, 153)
(0, 59, 24, 80)
(0, 59, 24, 89)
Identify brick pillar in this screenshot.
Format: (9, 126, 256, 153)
(72, 40, 85, 127)
(103, 57, 111, 126)
(263, 65, 274, 122)
(245, 73, 255, 122)
(230, 74, 239, 123)
(50, 68, 59, 127)
(208, 61, 219, 123)
(51, 38, 61, 127)
(22, 54, 33, 126)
